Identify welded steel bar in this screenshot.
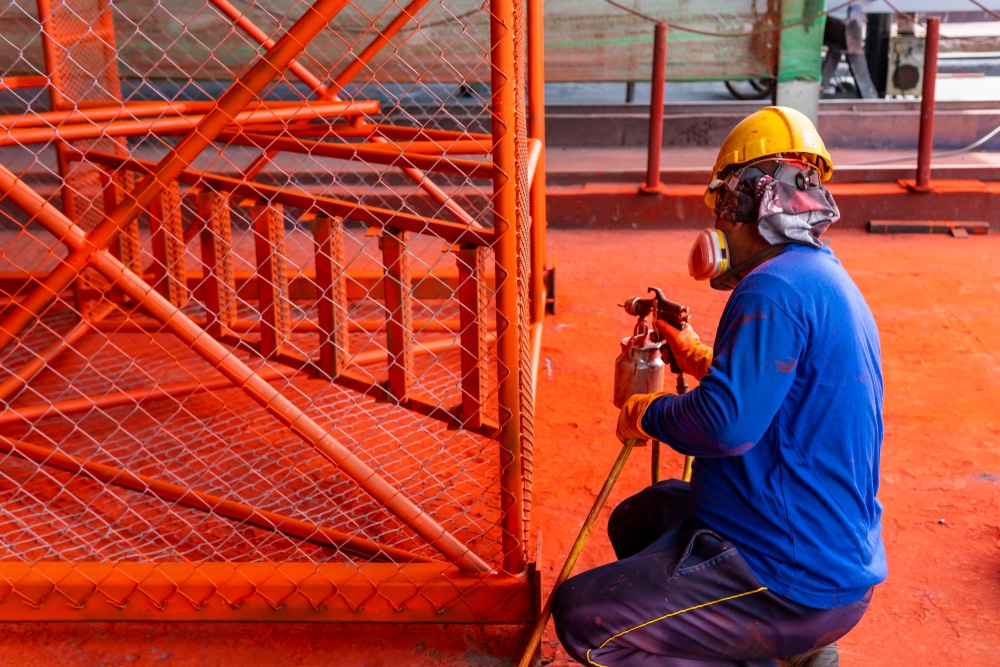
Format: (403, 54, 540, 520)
(382, 229, 415, 400)
(342, 124, 493, 143)
(205, 0, 346, 185)
(361, 139, 492, 155)
(529, 320, 543, 407)
(102, 170, 141, 274)
(916, 17, 941, 190)
(0, 101, 379, 147)
(0, 366, 296, 426)
(0, 101, 216, 131)
(370, 136, 484, 230)
(0, 75, 47, 91)
(455, 245, 487, 428)
(329, 0, 433, 96)
(525, 138, 543, 195)
(313, 214, 349, 378)
(0, 435, 431, 564)
(254, 204, 293, 357)
(79, 264, 496, 303)
(197, 190, 238, 337)
(91, 317, 475, 336)
(642, 23, 668, 193)
(527, 0, 548, 325)
(219, 131, 493, 180)
(148, 181, 189, 308)
(490, 0, 526, 575)
(0, 162, 492, 574)
(82, 151, 494, 247)
(0, 0, 356, 356)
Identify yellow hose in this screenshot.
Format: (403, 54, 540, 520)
(516, 438, 637, 667)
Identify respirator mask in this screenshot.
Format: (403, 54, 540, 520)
(688, 158, 836, 291)
(687, 227, 786, 291)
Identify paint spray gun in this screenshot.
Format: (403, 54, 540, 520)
(615, 287, 694, 483)
(614, 287, 690, 409)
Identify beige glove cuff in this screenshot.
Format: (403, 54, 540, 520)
(616, 391, 672, 443)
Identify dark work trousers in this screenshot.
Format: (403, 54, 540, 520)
(552, 479, 872, 667)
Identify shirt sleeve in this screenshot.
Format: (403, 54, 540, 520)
(641, 289, 805, 457)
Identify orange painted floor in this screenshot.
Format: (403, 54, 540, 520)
(2, 227, 999, 666)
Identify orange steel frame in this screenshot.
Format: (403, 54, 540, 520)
(0, 0, 549, 622)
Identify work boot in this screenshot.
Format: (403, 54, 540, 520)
(777, 642, 839, 667)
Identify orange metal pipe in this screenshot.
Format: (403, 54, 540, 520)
(219, 131, 493, 180)
(0, 366, 295, 425)
(371, 136, 484, 230)
(527, 0, 548, 325)
(363, 139, 492, 155)
(205, 0, 345, 185)
(643, 22, 668, 193)
(370, 125, 493, 143)
(207, 0, 332, 99)
(490, 0, 525, 575)
(0, 0, 355, 355)
(0, 163, 491, 575)
(0, 101, 215, 131)
(916, 17, 940, 190)
(330, 0, 433, 96)
(92, 317, 475, 336)
(0, 75, 47, 91)
(0, 435, 432, 564)
(525, 138, 543, 194)
(0, 100, 380, 146)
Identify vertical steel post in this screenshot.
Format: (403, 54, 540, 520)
(382, 228, 415, 401)
(456, 245, 487, 428)
(916, 17, 940, 191)
(527, 0, 548, 325)
(197, 190, 237, 338)
(491, 0, 525, 575)
(253, 204, 292, 357)
(641, 23, 668, 194)
(148, 181, 189, 308)
(313, 214, 349, 378)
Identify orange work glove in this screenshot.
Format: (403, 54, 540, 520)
(655, 321, 713, 381)
(616, 391, 671, 444)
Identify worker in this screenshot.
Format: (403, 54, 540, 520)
(551, 106, 886, 667)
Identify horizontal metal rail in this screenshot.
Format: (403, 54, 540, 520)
(80, 151, 495, 247)
(0, 100, 380, 146)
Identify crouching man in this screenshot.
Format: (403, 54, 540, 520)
(552, 107, 886, 667)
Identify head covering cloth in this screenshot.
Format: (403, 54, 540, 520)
(711, 158, 840, 248)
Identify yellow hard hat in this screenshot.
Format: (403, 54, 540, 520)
(704, 106, 833, 211)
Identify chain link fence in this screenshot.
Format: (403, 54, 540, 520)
(0, 0, 546, 622)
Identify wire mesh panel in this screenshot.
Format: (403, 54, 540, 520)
(0, 0, 545, 622)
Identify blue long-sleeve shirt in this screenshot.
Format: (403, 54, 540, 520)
(642, 243, 887, 609)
